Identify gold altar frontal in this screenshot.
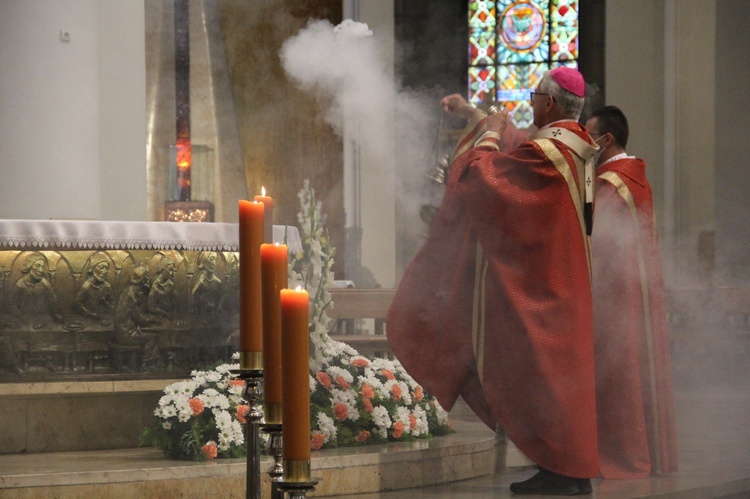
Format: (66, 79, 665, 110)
(0, 220, 248, 381)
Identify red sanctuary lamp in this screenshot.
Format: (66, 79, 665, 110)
(164, 137, 214, 222)
(175, 137, 192, 201)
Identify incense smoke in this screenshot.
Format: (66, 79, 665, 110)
(280, 19, 441, 241)
(280, 19, 434, 156)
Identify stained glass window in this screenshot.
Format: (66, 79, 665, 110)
(468, 0, 579, 128)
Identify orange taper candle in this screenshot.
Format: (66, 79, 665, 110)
(254, 186, 274, 244)
(280, 286, 311, 481)
(238, 199, 264, 370)
(261, 243, 287, 424)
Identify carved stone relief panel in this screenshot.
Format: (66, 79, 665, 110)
(0, 248, 240, 379)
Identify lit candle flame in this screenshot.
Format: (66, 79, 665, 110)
(295, 285, 302, 292)
(176, 138, 191, 169)
(261, 186, 266, 197)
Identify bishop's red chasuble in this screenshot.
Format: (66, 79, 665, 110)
(592, 157, 679, 477)
(388, 114, 599, 478)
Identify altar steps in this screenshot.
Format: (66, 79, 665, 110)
(0, 415, 510, 498)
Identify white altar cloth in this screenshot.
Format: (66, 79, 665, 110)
(0, 220, 302, 253)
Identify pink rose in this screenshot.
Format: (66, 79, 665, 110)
(335, 376, 350, 390)
(361, 383, 375, 400)
(236, 404, 249, 424)
(355, 430, 371, 442)
(414, 386, 424, 402)
(189, 397, 205, 416)
(390, 383, 402, 401)
(202, 441, 218, 459)
(333, 403, 348, 421)
(316, 371, 332, 389)
(392, 421, 404, 439)
(363, 399, 374, 413)
(310, 433, 325, 450)
(351, 358, 370, 368)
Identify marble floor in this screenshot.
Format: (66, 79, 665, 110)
(344, 377, 750, 498)
(1, 376, 749, 498)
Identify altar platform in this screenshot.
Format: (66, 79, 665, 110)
(1, 379, 749, 498)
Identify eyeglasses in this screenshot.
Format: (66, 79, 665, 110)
(529, 91, 554, 102)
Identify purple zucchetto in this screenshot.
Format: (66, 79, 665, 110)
(549, 67, 585, 97)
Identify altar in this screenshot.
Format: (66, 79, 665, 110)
(0, 219, 300, 454)
(0, 219, 301, 378)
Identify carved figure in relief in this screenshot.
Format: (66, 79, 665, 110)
(223, 255, 240, 322)
(75, 255, 114, 322)
(9, 253, 63, 324)
(115, 265, 161, 368)
(0, 315, 22, 373)
(148, 256, 177, 318)
(191, 251, 222, 323)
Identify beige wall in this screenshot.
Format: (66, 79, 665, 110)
(0, 0, 146, 221)
(607, 0, 716, 286)
(99, 0, 148, 221)
(714, 0, 750, 284)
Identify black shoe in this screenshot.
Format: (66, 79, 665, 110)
(510, 468, 586, 495)
(576, 478, 592, 495)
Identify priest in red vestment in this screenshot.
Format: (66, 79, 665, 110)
(586, 106, 679, 478)
(387, 67, 600, 495)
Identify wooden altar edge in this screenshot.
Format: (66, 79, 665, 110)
(327, 288, 395, 358)
(0, 418, 503, 498)
(329, 334, 392, 355)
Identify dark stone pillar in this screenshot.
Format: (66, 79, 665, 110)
(174, 0, 191, 201)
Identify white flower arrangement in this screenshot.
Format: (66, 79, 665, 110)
(141, 357, 249, 460)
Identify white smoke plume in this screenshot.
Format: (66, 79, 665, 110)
(283, 20, 400, 148)
(281, 20, 385, 138)
(280, 18, 440, 213)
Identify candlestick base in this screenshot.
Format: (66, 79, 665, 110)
(261, 423, 283, 477)
(283, 459, 311, 483)
(261, 423, 283, 499)
(231, 368, 264, 499)
(275, 478, 321, 499)
(239, 351, 263, 370)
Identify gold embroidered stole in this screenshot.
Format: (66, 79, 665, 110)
(472, 243, 489, 384)
(534, 138, 593, 276)
(533, 128, 597, 236)
(451, 110, 488, 163)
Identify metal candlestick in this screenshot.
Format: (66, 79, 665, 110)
(275, 478, 320, 499)
(261, 423, 283, 499)
(232, 368, 264, 499)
